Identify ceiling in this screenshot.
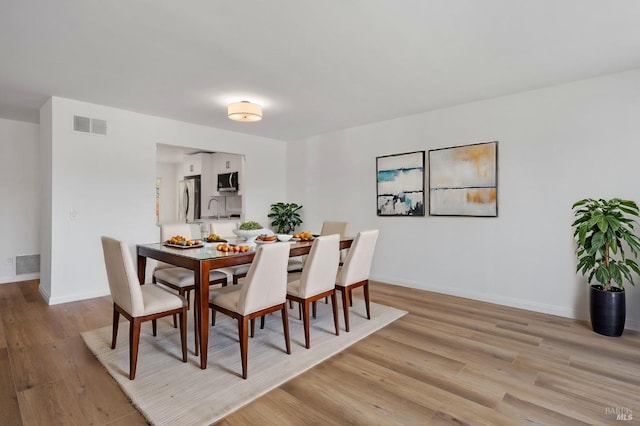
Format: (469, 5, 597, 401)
(2, 1, 640, 142)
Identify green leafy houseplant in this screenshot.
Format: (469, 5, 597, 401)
(572, 198, 640, 291)
(268, 202, 303, 234)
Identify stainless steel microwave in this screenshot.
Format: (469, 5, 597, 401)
(217, 172, 238, 192)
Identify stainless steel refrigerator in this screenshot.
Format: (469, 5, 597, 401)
(178, 176, 201, 223)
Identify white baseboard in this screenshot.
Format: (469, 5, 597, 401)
(38, 282, 110, 305)
(0, 273, 40, 284)
(46, 288, 111, 305)
(38, 283, 51, 302)
(371, 274, 640, 332)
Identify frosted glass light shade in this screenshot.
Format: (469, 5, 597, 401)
(228, 101, 262, 122)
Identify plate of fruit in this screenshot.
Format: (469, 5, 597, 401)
(292, 231, 314, 241)
(204, 233, 227, 243)
(164, 235, 203, 248)
(215, 243, 251, 253)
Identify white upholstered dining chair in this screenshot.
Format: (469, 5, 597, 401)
(210, 222, 250, 284)
(286, 234, 340, 349)
(335, 229, 379, 332)
(288, 220, 350, 272)
(155, 223, 228, 301)
(320, 221, 350, 238)
(101, 236, 187, 380)
(154, 222, 227, 355)
(321, 221, 350, 263)
(209, 243, 291, 379)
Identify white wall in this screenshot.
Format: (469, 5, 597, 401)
(40, 97, 286, 304)
(0, 117, 40, 283)
(39, 100, 52, 297)
(156, 161, 180, 224)
(289, 69, 640, 330)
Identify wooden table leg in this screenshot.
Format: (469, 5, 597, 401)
(137, 253, 147, 284)
(197, 261, 210, 369)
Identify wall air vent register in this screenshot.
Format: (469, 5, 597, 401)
(73, 115, 107, 135)
(16, 254, 40, 275)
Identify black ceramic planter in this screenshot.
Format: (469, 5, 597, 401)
(589, 284, 626, 336)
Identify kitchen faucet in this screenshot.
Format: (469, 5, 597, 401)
(208, 197, 220, 219)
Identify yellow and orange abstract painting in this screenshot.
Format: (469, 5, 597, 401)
(428, 141, 498, 216)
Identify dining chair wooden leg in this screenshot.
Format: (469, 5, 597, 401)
(211, 308, 216, 326)
(298, 302, 302, 320)
(363, 280, 371, 320)
(111, 305, 120, 349)
(281, 305, 291, 354)
(302, 300, 311, 349)
(152, 319, 157, 336)
(312, 300, 317, 319)
(339, 287, 350, 332)
(239, 316, 249, 379)
(331, 291, 339, 336)
(129, 318, 142, 380)
(249, 315, 266, 334)
(173, 289, 191, 328)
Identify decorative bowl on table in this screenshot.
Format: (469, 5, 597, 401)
(232, 228, 266, 243)
(276, 234, 293, 242)
(255, 234, 278, 244)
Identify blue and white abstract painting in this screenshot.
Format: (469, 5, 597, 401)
(377, 151, 425, 216)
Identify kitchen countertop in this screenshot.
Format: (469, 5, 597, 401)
(197, 215, 241, 222)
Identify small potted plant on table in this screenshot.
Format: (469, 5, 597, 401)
(571, 198, 640, 336)
(268, 202, 303, 235)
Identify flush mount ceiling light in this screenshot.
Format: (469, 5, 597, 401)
(227, 101, 262, 122)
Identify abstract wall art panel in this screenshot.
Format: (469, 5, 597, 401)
(376, 151, 425, 216)
(429, 141, 498, 217)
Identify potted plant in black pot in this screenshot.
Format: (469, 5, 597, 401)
(268, 202, 303, 235)
(572, 198, 640, 336)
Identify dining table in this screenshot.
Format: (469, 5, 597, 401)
(136, 237, 354, 369)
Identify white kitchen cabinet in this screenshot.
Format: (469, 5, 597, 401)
(200, 154, 216, 217)
(212, 152, 240, 174)
(183, 153, 204, 176)
(210, 153, 222, 180)
(225, 154, 240, 173)
(210, 153, 223, 196)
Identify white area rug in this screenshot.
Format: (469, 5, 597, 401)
(82, 298, 406, 425)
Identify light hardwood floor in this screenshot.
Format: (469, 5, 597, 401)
(1, 279, 638, 425)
